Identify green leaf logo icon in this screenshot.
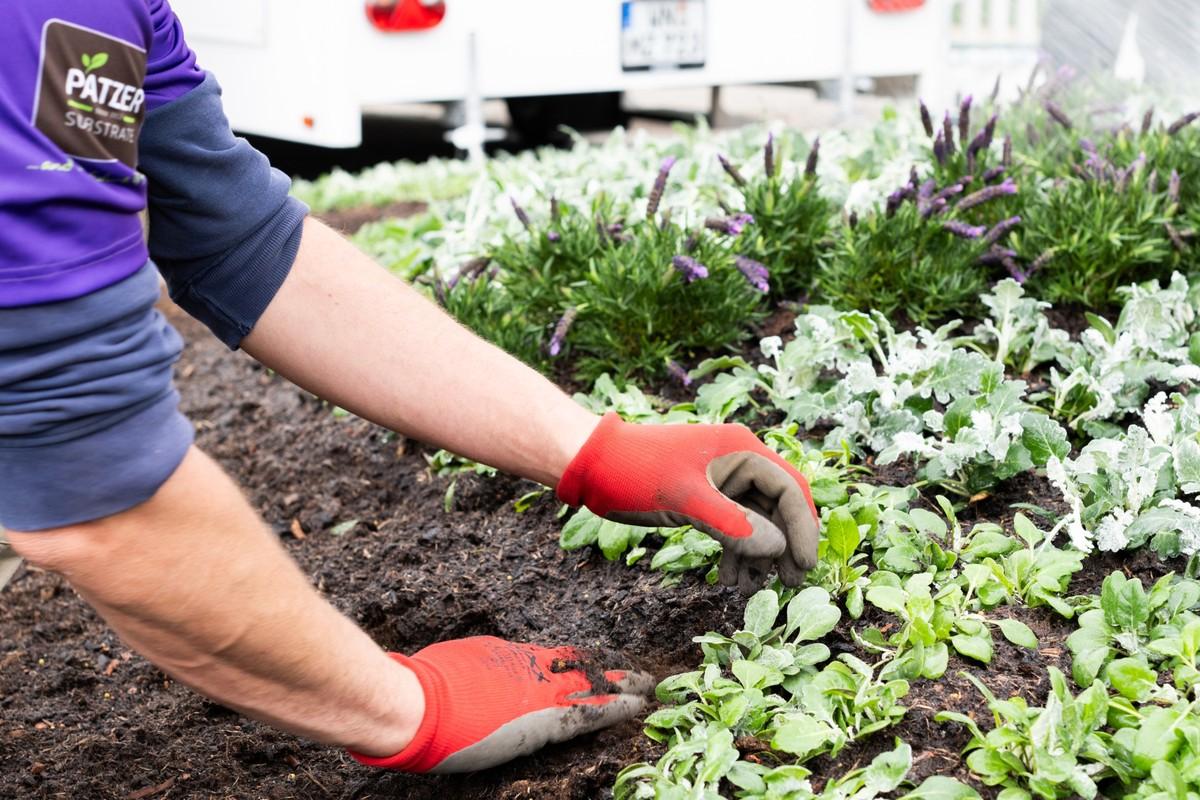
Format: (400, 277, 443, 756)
(81, 53, 109, 74)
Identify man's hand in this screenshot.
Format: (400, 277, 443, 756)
(557, 413, 820, 594)
(351, 637, 653, 774)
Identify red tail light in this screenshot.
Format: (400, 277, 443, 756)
(868, 0, 925, 11)
(366, 0, 446, 31)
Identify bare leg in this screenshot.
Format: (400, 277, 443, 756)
(7, 446, 422, 758)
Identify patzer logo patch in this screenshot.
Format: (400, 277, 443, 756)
(33, 20, 148, 168)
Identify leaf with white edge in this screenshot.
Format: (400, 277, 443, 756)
(743, 589, 781, 638)
(1175, 439, 1200, 494)
(997, 618, 1039, 649)
(1021, 413, 1070, 464)
(785, 586, 840, 640)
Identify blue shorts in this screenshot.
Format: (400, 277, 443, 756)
(0, 264, 194, 531)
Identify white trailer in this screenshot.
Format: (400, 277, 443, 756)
(170, 0, 943, 154)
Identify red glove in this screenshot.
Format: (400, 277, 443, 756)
(558, 413, 820, 593)
(350, 637, 652, 774)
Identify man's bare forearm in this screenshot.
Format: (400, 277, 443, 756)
(242, 218, 600, 488)
(7, 448, 424, 758)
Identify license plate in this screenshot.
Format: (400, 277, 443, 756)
(621, 0, 707, 72)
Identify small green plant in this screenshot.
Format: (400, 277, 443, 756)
(721, 135, 834, 300)
(1015, 158, 1177, 308)
(937, 669, 1116, 800)
(960, 512, 1084, 617)
(816, 200, 997, 325)
(1066, 571, 1200, 688)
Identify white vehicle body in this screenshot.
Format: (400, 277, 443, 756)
(171, 0, 943, 149)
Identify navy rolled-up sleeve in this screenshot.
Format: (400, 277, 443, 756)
(138, 72, 308, 349)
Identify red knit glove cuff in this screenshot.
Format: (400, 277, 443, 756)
(347, 653, 444, 773)
(556, 412, 623, 507)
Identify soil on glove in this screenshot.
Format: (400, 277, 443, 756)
(0, 305, 1165, 800)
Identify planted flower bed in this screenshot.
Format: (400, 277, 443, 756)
(8, 72, 1200, 798)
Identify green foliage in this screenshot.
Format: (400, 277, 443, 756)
(1015, 164, 1177, 308)
(726, 139, 834, 300)
(1066, 571, 1200, 688)
(959, 512, 1085, 618)
(816, 202, 993, 325)
(937, 669, 1115, 800)
(559, 507, 721, 579)
(455, 194, 766, 382)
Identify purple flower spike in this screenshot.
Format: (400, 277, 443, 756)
(921, 197, 949, 219)
(510, 196, 532, 231)
(1148, 169, 1160, 195)
(982, 166, 1007, 183)
(550, 196, 561, 221)
(1168, 112, 1200, 136)
(943, 112, 957, 155)
(1169, 170, 1182, 203)
(547, 231, 561, 243)
(982, 115, 997, 148)
(704, 215, 752, 236)
(765, 133, 776, 179)
(1002, 135, 1013, 167)
(718, 154, 747, 187)
(805, 137, 821, 178)
(646, 157, 677, 219)
(933, 182, 967, 203)
(886, 190, 905, 218)
(672, 255, 709, 283)
(957, 178, 1017, 212)
(1045, 101, 1073, 131)
(978, 247, 1018, 266)
(942, 220, 987, 239)
(959, 94, 973, 144)
(453, 257, 492, 288)
(1167, 222, 1188, 252)
(734, 256, 770, 293)
(1003, 256, 1029, 284)
(1142, 108, 1155, 135)
(919, 100, 934, 138)
(548, 308, 579, 357)
(933, 132, 946, 165)
(667, 360, 694, 388)
(968, 122, 993, 160)
(982, 216, 1022, 246)
(1029, 250, 1054, 277)
(684, 232, 700, 253)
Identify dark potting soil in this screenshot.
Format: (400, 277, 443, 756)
(0, 304, 1162, 800)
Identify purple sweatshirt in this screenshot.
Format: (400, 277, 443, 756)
(1, 0, 205, 307)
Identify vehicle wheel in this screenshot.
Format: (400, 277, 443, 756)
(505, 92, 626, 147)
